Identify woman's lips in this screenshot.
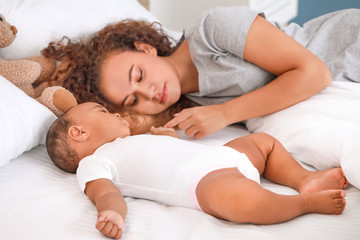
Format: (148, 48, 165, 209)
(160, 84, 168, 103)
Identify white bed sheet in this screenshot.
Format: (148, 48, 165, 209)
(1, 125, 359, 240)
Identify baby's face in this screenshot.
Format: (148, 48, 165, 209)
(69, 102, 131, 141)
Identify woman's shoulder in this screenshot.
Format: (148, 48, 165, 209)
(197, 6, 259, 24)
(205, 5, 255, 15)
(185, 6, 260, 38)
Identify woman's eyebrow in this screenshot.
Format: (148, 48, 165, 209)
(121, 64, 135, 106)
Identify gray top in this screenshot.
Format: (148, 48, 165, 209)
(184, 7, 360, 106)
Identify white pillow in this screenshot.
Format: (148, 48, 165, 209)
(0, 0, 174, 167)
(246, 82, 360, 189)
(0, 76, 57, 167)
(0, 0, 161, 59)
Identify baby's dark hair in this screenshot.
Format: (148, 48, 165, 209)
(46, 111, 79, 173)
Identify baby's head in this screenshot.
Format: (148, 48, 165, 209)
(46, 102, 130, 173)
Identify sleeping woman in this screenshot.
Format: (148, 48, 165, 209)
(42, 6, 360, 137)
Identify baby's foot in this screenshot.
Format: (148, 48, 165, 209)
(302, 190, 346, 215)
(299, 167, 348, 193)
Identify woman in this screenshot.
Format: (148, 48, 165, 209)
(43, 6, 360, 138)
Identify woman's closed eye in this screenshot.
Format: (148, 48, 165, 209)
(131, 95, 138, 106)
(122, 65, 143, 108)
(130, 67, 142, 106)
(131, 65, 143, 83)
(138, 69, 143, 82)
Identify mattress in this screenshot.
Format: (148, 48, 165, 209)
(1, 125, 359, 240)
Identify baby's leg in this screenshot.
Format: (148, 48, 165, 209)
(224, 133, 348, 193)
(196, 168, 346, 224)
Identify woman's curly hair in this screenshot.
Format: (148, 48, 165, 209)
(42, 19, 194, 132)
(42, 19, 175, 106)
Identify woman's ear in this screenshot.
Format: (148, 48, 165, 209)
(68, 126, 89, 142)
(134, 42, 157, 55)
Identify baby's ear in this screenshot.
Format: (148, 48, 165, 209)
(68, 126, 89, 142)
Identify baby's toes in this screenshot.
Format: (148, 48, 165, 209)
(331, 190, 346, 199)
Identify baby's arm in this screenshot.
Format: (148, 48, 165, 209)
(85, 178, 127, 239)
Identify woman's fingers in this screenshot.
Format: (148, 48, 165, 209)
(165, 105, 229, 138)
(184, 125, 199, 137)
(164, 109, 191, 128)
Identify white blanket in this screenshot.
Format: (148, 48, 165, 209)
(246, 81, 360, 189)
(1, 126, 360, 240)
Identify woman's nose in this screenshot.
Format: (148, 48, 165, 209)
(136, 84, 155, 101)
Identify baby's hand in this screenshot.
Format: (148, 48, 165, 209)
(150, 126, 179, 138)
(96, 210, 124, 239)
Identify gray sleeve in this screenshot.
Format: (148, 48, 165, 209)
(187, 6, 262, 58)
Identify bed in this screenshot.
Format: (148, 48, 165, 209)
(1, 1, 360, 239)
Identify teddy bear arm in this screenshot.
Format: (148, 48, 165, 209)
(0, 59, 41, 84)
(53, 88, 78, 113)
(36, 86, 77, 116)
(26, 55, 56, 85)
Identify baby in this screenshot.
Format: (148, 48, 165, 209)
(46, 102, 347, 239)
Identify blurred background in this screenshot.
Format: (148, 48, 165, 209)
(293, 0, 360, 25)
(140, 0, 360, 31)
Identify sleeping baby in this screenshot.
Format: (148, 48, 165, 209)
(46, 102, 347, 239)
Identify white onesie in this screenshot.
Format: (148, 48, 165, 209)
(77, 135, 260, 210)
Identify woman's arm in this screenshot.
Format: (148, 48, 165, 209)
(166, 15, 332, 138)
(223, 15, 332, 123)
(85, 178, 128, 239)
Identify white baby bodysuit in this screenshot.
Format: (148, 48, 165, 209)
(77, 135, 260, 210)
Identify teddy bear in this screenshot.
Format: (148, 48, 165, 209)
(0, 13, 77, 116)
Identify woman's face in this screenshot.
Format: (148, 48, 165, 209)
(99, 49, 181, 115)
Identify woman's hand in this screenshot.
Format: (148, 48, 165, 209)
(165, 104, 230, 139)
(96, 209, 124, 239)
(150, 126, 179, 138)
